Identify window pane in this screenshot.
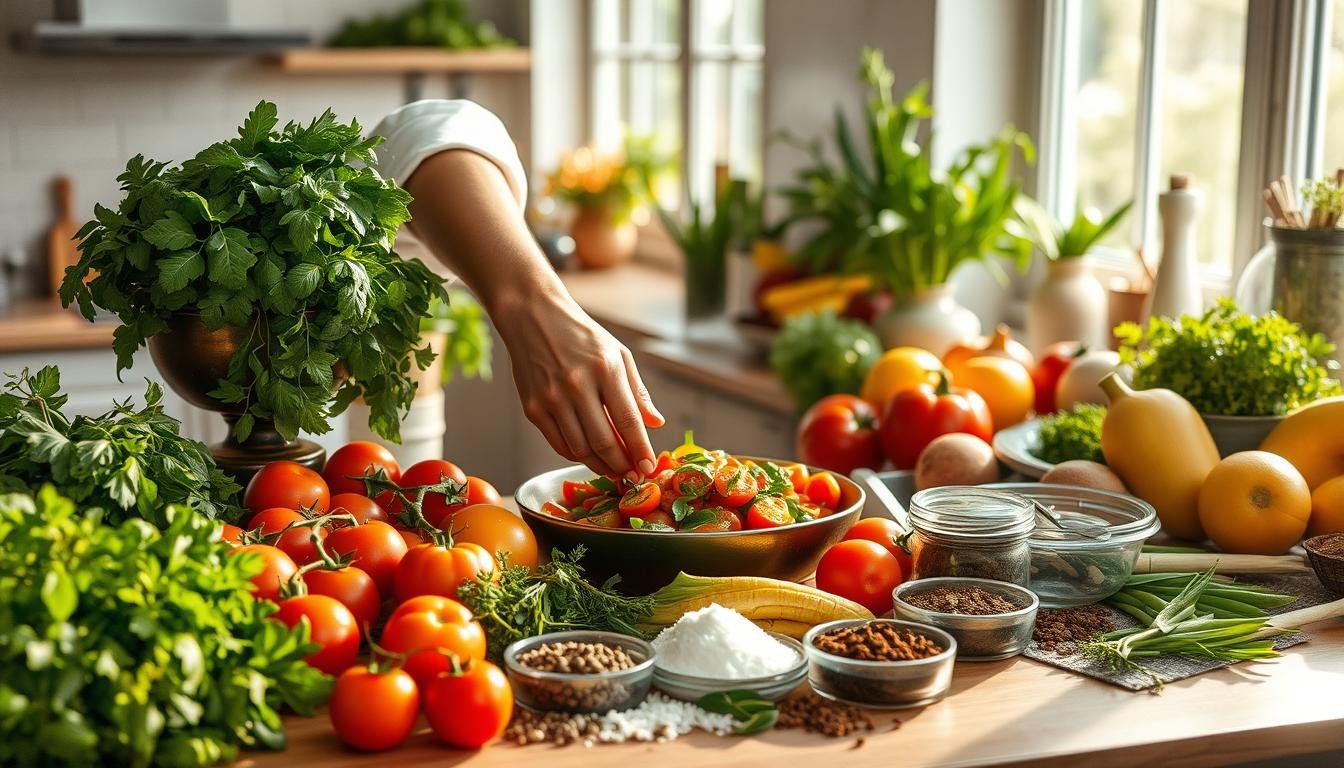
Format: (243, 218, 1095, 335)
(1324, 0, 1344, 171)
(1158, 0, 1247, 272)
(1075, 0, 1143, 247)
(695, 0, 734, 48)
(690, 60, 761, 202)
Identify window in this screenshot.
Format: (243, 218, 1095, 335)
(589, 0, 763, 209)
(1043, 0, 1344, 288)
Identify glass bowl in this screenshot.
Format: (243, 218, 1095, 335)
(892, 577, 1039, 661)
(802, 619, 957, 709)
(503, 630, 655, 714)
(652, 633, 806, 702)
(987, 483, 1160, 608)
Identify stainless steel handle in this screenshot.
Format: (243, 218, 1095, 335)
(851, 468, 912, 531)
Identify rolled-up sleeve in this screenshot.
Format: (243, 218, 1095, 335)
(370, 100, 527, 209)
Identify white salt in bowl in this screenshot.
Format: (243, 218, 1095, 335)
(651, 633, 807, 702)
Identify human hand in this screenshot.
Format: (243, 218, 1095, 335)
(496, 291, 664, 479)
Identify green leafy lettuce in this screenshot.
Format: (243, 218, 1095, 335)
(0, 367, 241, 527)
(0, 487, 331, 767)
(60, 101, 449, 443)
(1116, 298, 1341, 416)
(769, 309, 882, 412)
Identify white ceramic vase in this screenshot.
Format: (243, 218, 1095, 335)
(1027, 257, 1108, 354)
(872, 285, 981, 356)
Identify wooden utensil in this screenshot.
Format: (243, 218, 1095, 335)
(46, 176, 79, 297)
(1132, 552, 1313, 575)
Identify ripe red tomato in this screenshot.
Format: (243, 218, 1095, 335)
(247, 507, 325, 566)
(815, 539, 904, 615)
(323, 441, 402, 497)
(541, 501, 572, 519)
(746, 495, 792, 529)
(229, 543, 298, 602)
(641, 510, 675, 528)
(302, 566, 380, 634)
(394, 459, 468, 524)
(879, 374, 992, 470)
(1032, 342, 1082, 414)
(273, 594, 360, 675)
(784, 463, 809, 494)
(325, 521, 408, 594)
(561, 479, 600, 507)
(329, 492, 389, 525)
(580, 509, 622, 528)
(396, 527, 423, 548)
(843, 517, 913, 577)
(618, 481, 661, 518)
(671, 466, 714, 498)
(244, 461, 330, 516)
(381, 596, 487, 688)
(330, 665, 419, 752)
(449, 504, 539, 571)
(218, 523, 243, 545)
(804, 472, 842, 510)
(713, 467, 757, 507)
(394, 540, 495, 603)
(796, 394, 885, 476)
(423, 661, 513, 749)
(427, 476, 502, 529)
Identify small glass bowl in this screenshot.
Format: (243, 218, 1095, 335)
(503, 630, 655, 714)
(892, 577, 1039, 661)
(652, 633, 806, 702)
(802, 619, 957, 709)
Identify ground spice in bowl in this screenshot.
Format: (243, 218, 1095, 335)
(813, 622, 945, 661)
(516, 641, 637, 674)
(902, 585, 1024, 615)
(1032, 604, 1117, 653)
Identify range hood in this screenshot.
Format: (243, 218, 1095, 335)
(20, 0, 310, 54)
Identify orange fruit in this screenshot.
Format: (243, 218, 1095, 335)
(1198, 451, 1310, 555)
(860, 347, 941, 412)
(1307, 475, 1344, 537)
(950, 357, 1034, 432)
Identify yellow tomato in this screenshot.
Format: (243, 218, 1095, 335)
(1198, 451, 1310, 555)
(953, 357, 1034, 432)
(860, 347, 941, 411)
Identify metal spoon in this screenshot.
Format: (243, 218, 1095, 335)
(1032, 500, 1110, 541)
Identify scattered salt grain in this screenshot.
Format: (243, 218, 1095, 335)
(595, 693, 735, 742)
(652, 603, 800, 678)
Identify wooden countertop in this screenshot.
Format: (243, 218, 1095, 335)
(559, 261, 685, 340)
(0, 298, 115, 353)
(245, 617, 1344, 767)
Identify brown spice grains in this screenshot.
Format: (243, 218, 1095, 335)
(903, 585, 1023, 615)
(1032, 604, 1117, 653)
(813, 621, 944, 661)
(515, 640, 636, 674)
(777, 692, 875, 738)
(1312, 533, 1344, 557)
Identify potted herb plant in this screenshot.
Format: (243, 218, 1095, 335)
(654, 174, 750, 324)
(1116, 298, 1342, 456)
(60, 102, 448, 479)
(544, 135, 670, 270)
(779, 49, 1042, 355)
(1026, 200, 1132, 353)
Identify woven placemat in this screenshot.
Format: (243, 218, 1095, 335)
(1023, 573, 1336, 691)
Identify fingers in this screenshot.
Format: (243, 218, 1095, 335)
(622, 348, 665, 429)
(557, 405, 619, 477)
(523, 396, 617, 477)
(601, 358, 656, 478)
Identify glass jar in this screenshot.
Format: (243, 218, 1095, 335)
(907, 487, 1036, 586)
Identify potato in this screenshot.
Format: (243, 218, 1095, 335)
(1041, 460, 1128, 493)
(914, 433, 999, 491)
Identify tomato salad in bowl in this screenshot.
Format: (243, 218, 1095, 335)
(539, 433, 844, 533)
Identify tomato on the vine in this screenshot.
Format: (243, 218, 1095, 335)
(325, 521, 408, 594)
(843, 517, 913, 576)
(273, 594, 360, 675)
(302, 565, 380, 634)
(745, 495, 792, 529)
(243, 461, 330, 516)
(394, 540, 495, 603)
(815, 539, 904, 615)
(247, 507, 324, 565)
(713, 467, 757, 507)
(448, 504, 539, 571)
(330, 665, 419, 752)
(392, 459, 468, 523)
(218, 523, 243, 545)
(329, 492, 389, 525)
(323, 441, 401, 497)
(618, 481, 661, 519)
(804, 472, 842, 510)
(229, 543, 297, 602)
(381, 595, 487, 689)
(427, 476, 501, 529)
(423, 661, 513, 749)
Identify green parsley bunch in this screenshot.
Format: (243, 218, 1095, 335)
(60, 101, 448, 442)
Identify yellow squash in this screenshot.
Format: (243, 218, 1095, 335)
(1259, 395, 1344, 490)
(641, 573, 873, 638)
(1099, 373, 1219, 540)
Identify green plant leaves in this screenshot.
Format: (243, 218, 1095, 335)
(769, 309, 882, 412)
(158, 251, 204, 292)
(142, 211, 198, 250)
(696, 690, 779, 735)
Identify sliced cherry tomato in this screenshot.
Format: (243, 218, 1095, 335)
(329, 492, 389, 525)
(330, 665, 419, 752)
(651, 451, 676, 476)
(805, 472, 843, 510)
(325, 521, 408, 594)
(579, 508, 622, 528)
(273, 594, 360, 675)
(423, 661, 513, 749)
(541, 501, 573, 520)
(302, 565, 380, 634)
(247, 507, 325, 566)
(381, 595, 487, 689)
(746, 495, 793, 529)
(714, 467, 758, 507)
(243, 461, 330, 516)
(618, 481, 661, 519)
(561, 480, 600, 507)
(639, 510, 676, 529)
(670, 466, 714, 498)
(394, 540, 495, 603)
(229, 543, 297, 602)
(683, 506, 744, 532)
(323, 441, 402, 497)
(785, 463, 810, 494)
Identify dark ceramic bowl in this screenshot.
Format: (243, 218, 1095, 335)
(515, 459, 865, 594)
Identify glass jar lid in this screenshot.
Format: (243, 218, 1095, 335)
(908, 486, 1036, 541)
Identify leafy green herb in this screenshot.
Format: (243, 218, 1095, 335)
(421, 288, 493, 384)
(696, 690, 779, 735)
(1032, 200, 1132, 260)
(677, 507, 720, 530)
(1116, 298, 1341, 416)
(589, 476, 618, 494)
(457, 547, 656, 662)
(0, 367, 241, 526)
(0, 486, 331, 767)
(671, 496, 697, 521)
(1033, 403, 1107, 465)
(769, 309, 882, 412)
(330, 0, 516, 49)
(61, 101, 449, 443)
(629, 518, 673, 532)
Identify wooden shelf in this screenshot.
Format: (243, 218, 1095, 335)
(263, 47, 531, 75)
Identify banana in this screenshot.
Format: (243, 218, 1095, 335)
(1260, 396, 1344, 489)
(758, 274, 872, 315)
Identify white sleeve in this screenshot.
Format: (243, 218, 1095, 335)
(370, 99, 527, 209)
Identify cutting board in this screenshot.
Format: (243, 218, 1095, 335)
(46, 176, 79, 297)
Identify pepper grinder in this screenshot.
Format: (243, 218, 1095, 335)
(1149, 174, 1204, 320)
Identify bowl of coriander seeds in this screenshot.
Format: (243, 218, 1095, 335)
(504, 630, 656, 713)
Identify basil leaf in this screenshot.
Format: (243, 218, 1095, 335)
(589, 476, 618, 494)
(697, 690, 779, 735)
(678, 507, 719, 530)
(671, 495, 695, 521)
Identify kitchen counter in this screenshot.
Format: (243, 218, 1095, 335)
(0, 298, 115, 353)
(247, 613, 1344, 767)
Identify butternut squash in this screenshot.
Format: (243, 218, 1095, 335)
(1099, 373, 1219, 540)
